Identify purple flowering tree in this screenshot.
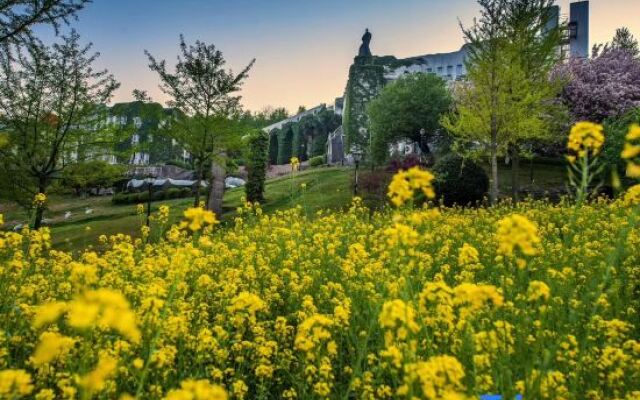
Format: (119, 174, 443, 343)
(557, 49, 640, 123)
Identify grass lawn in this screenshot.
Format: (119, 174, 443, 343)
(0, 167, 353, 251)
(0, 162, 567, 252)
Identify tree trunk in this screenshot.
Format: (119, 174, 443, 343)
(207, 151, 226, 217)
(510, 144, 520, 203)
(490, 123, 499, 206)
(193, 160, 204, 207)
(529, 158, 534, 184)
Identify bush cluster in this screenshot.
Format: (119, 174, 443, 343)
(308, 155, 325, 167)
(112, 188, 195, 205)
(433, 154, 489, 206)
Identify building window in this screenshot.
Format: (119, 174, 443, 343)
(457, 64, 463, 75)
(447, 65, 453, 75)
(426, 67, 433, 73)
(437, 66, 443, 74)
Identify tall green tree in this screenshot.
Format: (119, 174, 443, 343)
(501, 0, 566, 200)
(62, 160, 125, 197)
(146, 35, 254, 215)
(368, 73, 451, 164)
(239, 106, 289, 129)
(0, 31, 119, 228)
(442, 0, 565, 203)
(244, 130, 269, 203)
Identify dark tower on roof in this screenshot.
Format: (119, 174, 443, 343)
(569, 1, 589, 58)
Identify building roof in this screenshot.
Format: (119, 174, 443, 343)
(262, 104, 326, 133)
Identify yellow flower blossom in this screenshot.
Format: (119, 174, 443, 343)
(31, 331, 75, 365)
(79, 355, 118, 394)
(624, 184, 640, 206)
(180, 207, 218, 231)
(0, 369, 33, 397)
(496, 214, 541, 258)
(378, 300, 420, 339)
(527, 280, 551, 302)
(622, 124, 640, 178)
(33, 193, 47, 208)
(295, 314, 334, 354)
(387, 166, 436, 207)
(290, 157, 300, 171)
(65, 289, 140, 343)
(32, 302, 67, 329)
(403, 356, 468, 399)
(164, 379, 227, 400)
(457, 243, 480, 265)
(567, 121, 605, 160)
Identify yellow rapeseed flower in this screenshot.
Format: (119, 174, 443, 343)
(295, 314, 334, 354)
(79, 355, 117, 394)
(387, 167, 436, 207)
(567, 121, 605, 160)
(31, 332, 75, 365)
(290, 157, 300, 171)
(402, 356, 468, 399)
(66, 289, 141, 343)
(623, 184, 640, 206)
(457, 243, 480, 266)
(158, 205, 170, 223)
(527, 280, 551, 302)
(0, 369, 34, 397)
(180, 207, 218, 231)
(33, 193, 47, 208)
(623, 124, 640, 178)
(164, 379, 228, 400)
(32, 302, 67, 329)
(378, 300, 420, 339)
(496, 214, 541, 258)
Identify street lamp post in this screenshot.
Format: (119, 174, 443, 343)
(145, 175, 154, 227)
(352, 148, 363, 196)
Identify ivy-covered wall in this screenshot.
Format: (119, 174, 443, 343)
(109, 101, 185, 165)
(268, 130, 279, 165)
(342, 47, 465, 155)
(276, 124, 293, 165)
(342, 56, 387, 152)
(270, 106, 341, 165)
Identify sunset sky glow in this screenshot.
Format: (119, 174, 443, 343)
(50, 0, 640, 113)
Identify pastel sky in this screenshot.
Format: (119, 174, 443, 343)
(51, 0, 640, 113)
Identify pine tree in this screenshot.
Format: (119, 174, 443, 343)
(610, 27, 639, 57)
